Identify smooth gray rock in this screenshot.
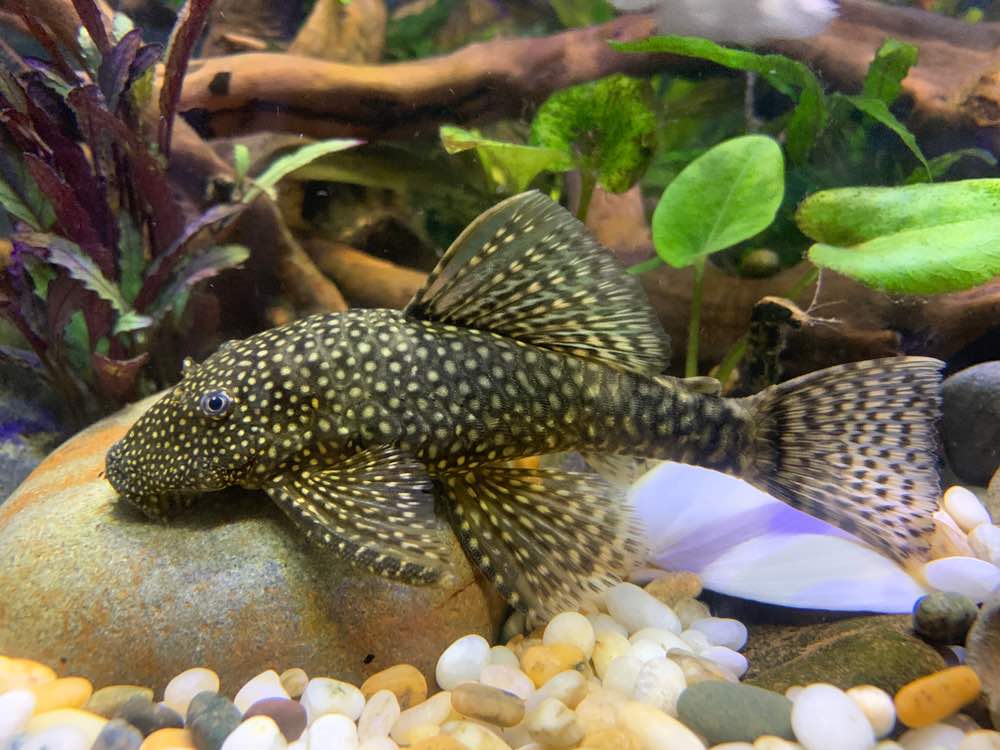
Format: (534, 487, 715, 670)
(942, 362, 1000, 485)
(677, 681, 794, 744)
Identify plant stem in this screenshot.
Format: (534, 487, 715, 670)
(628, 256, 663, 275)
(685, 257, 705, 378)
(712, 335, 747, 388)
(789, 266, 820, 299)
(576, 171, 596, 223)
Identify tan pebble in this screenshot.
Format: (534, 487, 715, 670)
(960, 730, 1000, 749)
(441, 719, 513, 750)
(644, 572, 703, 606)
(479, 664, 534, 700)
(874, 742, 904, 750)
(407, 737, 467, 750)
(593, 632, 631, 680)
(668, 651, 737, 685)
(452, 682, 526, 727)
(521, 645, 585, 688)
(930, 509, 976, 558)
(25, 708, 107, 745)
(362, 664, 428, 709)
(543, 612, 597, 659)
(576, 687, 625, 734)
(753, 737, 803, 749)
(712, 744, 754, 750)
(391, 692, 453, 744)
(30, 675, 93, 713)
(162, 667, 219, 717)
(85, 684, 154, 718)
(526, 670, 587, 712)
(140, 727, 197, 750)
(673, 598, 711, 629)
(0, 655, 57, 692)
(895, 665, 981, 728)
(280, 667, 308, 698)
(358, 689, 401, 741)
(524, 697, 584, 748)
(581, 727, 642, 750)
(401, 723, 441, 744)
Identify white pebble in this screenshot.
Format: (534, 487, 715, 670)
(592, 631, 632, 679)
(359, 738, 399, 750)
(691, 618, 748, 651)
(481, 664, 534, 700)
(617, 700, 706, 750)
(525, 670, 587, 712)
(575, 686, 625, 734)
(544, 612, 596, 658)
(442, 719, 513, 750)
(701, 646, 748, 678)
(301, 677, 366, 723)
(785, 686, 804, 701)
(791, 683, 875, 750)
(436, 634, 491, 690)
(0, 689, 35, 739)
(629, 638, 668, 664)
(287, 741, 306, 750)
(754, 739, 804, 749)
(489, 646, 521, 669)
(391, 691, 452, 744)
(605, 583, 682, 634)
(923, 556, 1000, 602)
(944, 486, 992, 532)
(846, 685, 896, 739)
(221, 715, 287, 750)
(163, 667, 220, 717)
(358, 690, 400, 741)
(308, 713, 359, 750)
(280, 668, 309, 699)
(20, 726, 90, 750)
(589, 613, 629, 638)
(679, 629, 712, 654)
(959, 730, 1000, 749)
(235, 670, 290, 714)
(603, 655, 643, 698)
(632, 657, 687, 716)
(524, 698, 583, 748)
(969, 524, 1000, 566)
(674, 597, 712, 628)
(898, 722, 965, 749)
(631, 628, 693, 656)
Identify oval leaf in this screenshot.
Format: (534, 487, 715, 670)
(243, 138, 363, 204)
(652, 135, 785, 268)
(809, 217, 1000, 295)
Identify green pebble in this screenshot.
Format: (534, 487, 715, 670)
(913, 591, 979, 644)
(113, 696, 183, 737)
(677, 681, 795, 744)
(187, 692, 243, 750)
(91, 719, 143, 750)
(85, 685, 155, 718)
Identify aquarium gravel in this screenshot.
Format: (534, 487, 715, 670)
(3, 483, 1000, 750)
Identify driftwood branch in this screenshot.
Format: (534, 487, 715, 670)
(302, 237, 426, 310)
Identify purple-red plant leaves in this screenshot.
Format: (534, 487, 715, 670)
(158, 0, 214, 157)
(147, 244, 249, 318)
(98, 29, 143, 111)
(92, 351, 149, 403)
(71, 0, 112, 56)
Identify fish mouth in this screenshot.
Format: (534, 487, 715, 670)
(117, 490, 199, 522)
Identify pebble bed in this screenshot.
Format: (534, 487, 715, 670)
(3, 484, 1000, 750)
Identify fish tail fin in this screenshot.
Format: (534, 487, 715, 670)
(743, 356, 943, 565)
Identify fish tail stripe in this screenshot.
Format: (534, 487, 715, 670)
(744, 356, 943, 563)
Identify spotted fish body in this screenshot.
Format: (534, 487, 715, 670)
(106, 192, 943, 619)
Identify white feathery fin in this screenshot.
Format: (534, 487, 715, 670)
(438, 465, 648, 623)
(404, 191, 671, 376)
(264, 446, 452, 584)
(743, 356, 944, 567)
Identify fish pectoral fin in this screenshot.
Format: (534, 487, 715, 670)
(438, 464, 648, 624)
(264, 446, 452, 585)
(656, 374, 723, 396)
(403, 191, 671, 376)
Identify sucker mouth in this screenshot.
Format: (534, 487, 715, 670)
(118, 490, 198, 522)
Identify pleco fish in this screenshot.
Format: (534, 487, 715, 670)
(105, 192, 943, 621)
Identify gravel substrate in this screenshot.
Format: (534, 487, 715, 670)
(3, 484, 1000, 750)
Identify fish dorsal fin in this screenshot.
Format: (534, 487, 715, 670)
(264, 446, 453, 584)
(404, 191, 670, 376)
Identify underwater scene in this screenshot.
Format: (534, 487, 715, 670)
(3, 0, 1000, 748)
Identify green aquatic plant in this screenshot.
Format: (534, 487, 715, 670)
(439, 125, 573, 193)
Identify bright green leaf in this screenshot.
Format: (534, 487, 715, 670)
(862, 38, 918, 105)
(113, 310, 154, 335)
(233, 143, 251, 182)
(612, 36, 827, 163)
(841, 95, 930, 179)
(904, 148, 996, 185)
(531, 74, 656, 193)
(29, 234, 132, 314)
(243, 139, 363, 203)
(651, 135, 785, 268)
(796, 179, 1000, 246)
(809, 218, 1000, 294)
(440, 125, 572, 192)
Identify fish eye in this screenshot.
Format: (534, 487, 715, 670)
(199, 389, 233, 418)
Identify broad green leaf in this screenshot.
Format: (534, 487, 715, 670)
(29, 234, 132, 314)
(65, 311, 92, 381)
(233, 143, 251, 182)
(243, 139, 363, 203)
(652, 135, 785, 268)
(0, 164, 54, 230)
(0, 175, 43, 228)
(904, 148, 996, 185)
(440, 125, 572, 192)
(841, 95, 930, 179)
(113, 310, 154, 335)
(796, 179, 1000, 246)
(149, 244, 250, 317)
(117, 214, 145, 304)
(862, 38, 918, 105)
(531, 74, 656, 193)
(612, 36, 827, 163)
(809, 217, 1000, 294)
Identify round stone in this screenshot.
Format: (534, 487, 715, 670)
(113, 696, 183, 737)
(524, 697, 584, 749)
(243, 698, 307, 742)
(0, 395, 504, 691)
(487, 646, 520, 670)
(673, 599, 712, 629)
(300, 678, 366, 723)
(543, 612, 596, 658)
(451, 682, 525, 727)
(588, 614, 628, 639)
(603, 655, 643, 698)
(630, 628, 692, 657)
(617, 701, 706, 750)
(390, 692, 453, 745)
(92, 719, 144, 750)
(520, 644, 585, 688)
(643, 571, 703, 607)
(24, 708, 108, 746)
(278, 669, 308, 700)
(357, 690, 401, 741)
(944, 486, 993, 533)
(791, 684, 875, 750)
(913, 592, 979, 645)
(440, 719, 513, 750)
(164, 669, 220, 718)
(479, 664, 533, 700)
(632, 657, 686, 716)
(701, 646, 748, 678)
(897, 722, 966, 749)
(941, 363, 1000, 485)
(86, 686, 155, 719)
(668, 651, 739, 685)
(219, 715, 287, 750)
(0, 656, 57, 691)
(690, 618, 748, 651)
(846, 685, 896, 739)
(969, 524, 1000, 567)
(923, 557, 1000, 603)
(0, 688, 36, 738)
(307, 713, 358, 749)
(140, 728, 196, 750)
(592, 631, 631, 679)
(435, 634, 491, 690)
(605, 583, 681, 634)
(677, 682, 793, 745)
(186, 693, 242, 750)
(361, 664, 428, 710)
(959, 730, 1000, 749)
(30, 676, 93, 713)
